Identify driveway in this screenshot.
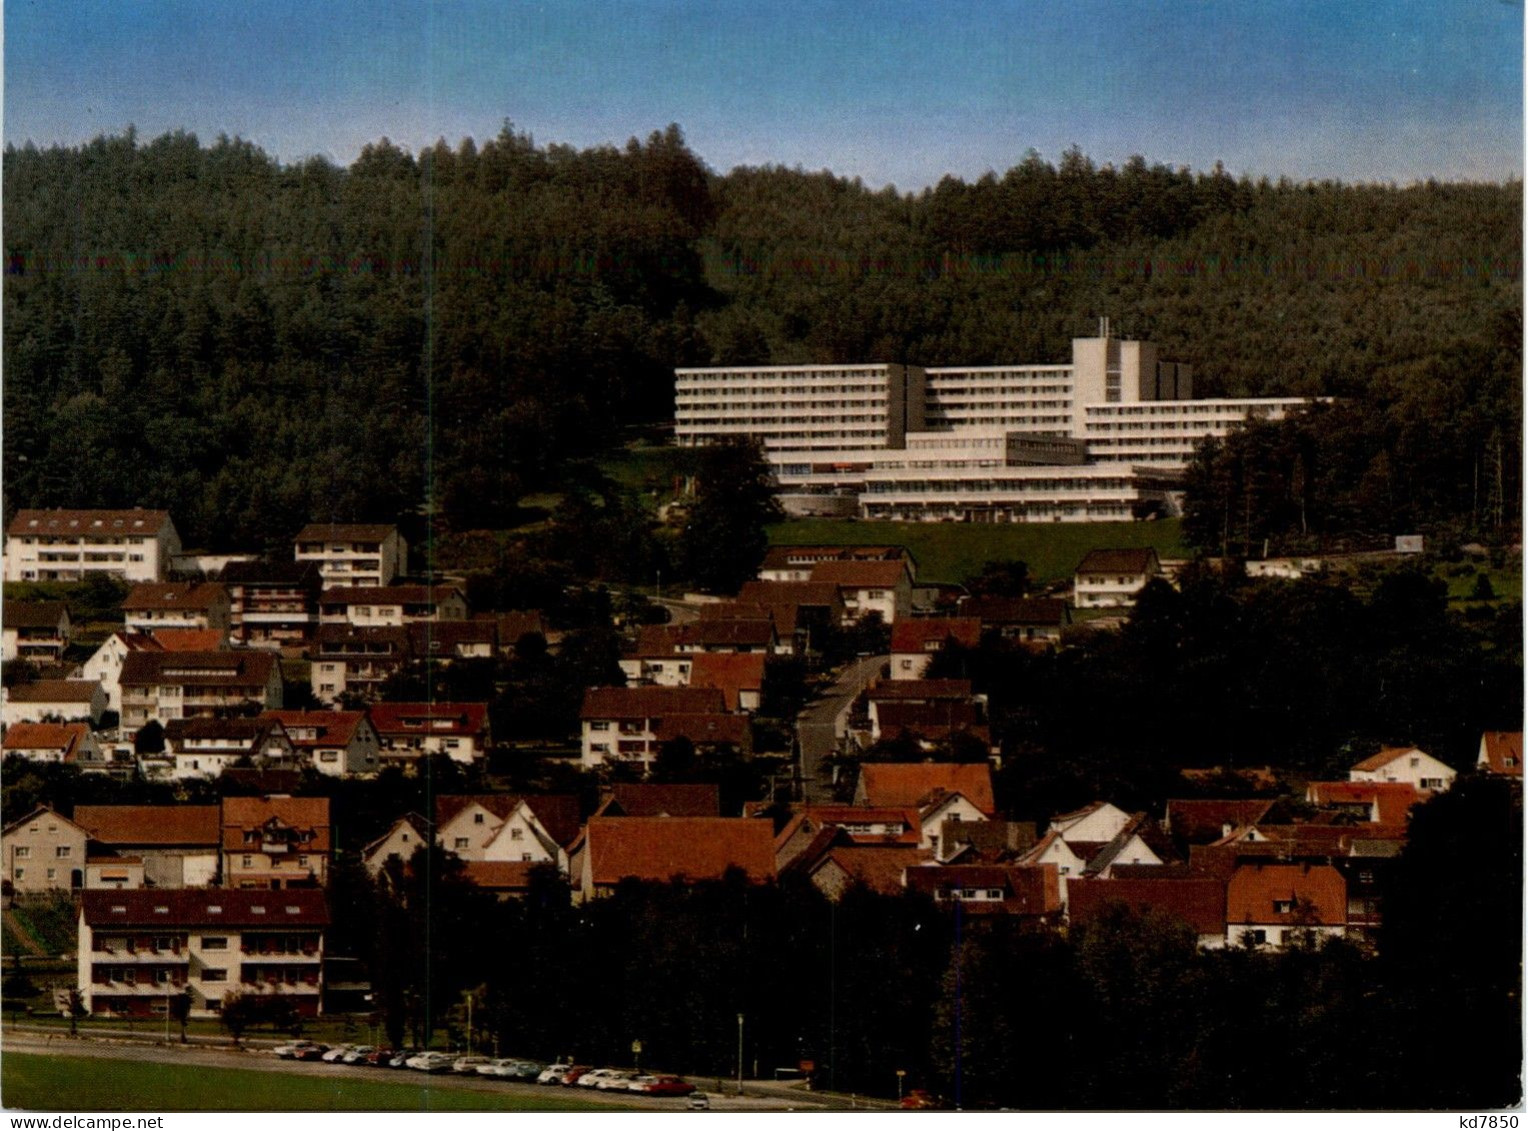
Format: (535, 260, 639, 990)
(796, 654, 886, 805)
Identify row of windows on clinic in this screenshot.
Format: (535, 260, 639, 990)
(864, 480, 1136, 494)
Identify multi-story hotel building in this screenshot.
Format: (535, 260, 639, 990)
(4, 509, 182, 583)
(675, 324, 1313, 522)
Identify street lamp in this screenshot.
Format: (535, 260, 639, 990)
(896, 1068, 907, 1102)
(736, 1013, 745, 1097)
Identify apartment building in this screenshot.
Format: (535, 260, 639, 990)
(293, 524, 406, 588)
(220, 561, 322, 647)
(78, 889, 328, 1019)
(121, 583, 231, 635)
(4, 509, 182, 583)
(318, 585, 468, 628)
(119, 651, 283, 739)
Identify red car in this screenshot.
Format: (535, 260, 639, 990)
(644, 1076, 696, 1097)
(561, 1065, 593, 1086)
(900, 1089, 942, 1110)
(293, 1044, 329, 1062)
(363, 1048, 395, 1067)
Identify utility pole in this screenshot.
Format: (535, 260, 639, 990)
(736, 1013, 745, 1097)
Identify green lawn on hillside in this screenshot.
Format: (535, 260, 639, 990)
(1, 1053, 629, 1112)
(767, 518, 1190, 586)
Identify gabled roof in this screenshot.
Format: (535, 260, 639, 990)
(219, 560, 322, 587)
(580, 686, 725, 720)
(73, 805, 221, 847)
(890, 618, 982, 653)
(1165, 799, 1276, 845)
(6, 679, 101, 703)
(904, 863, 1061, 915)
(481, 611, 547, 644)
(608, 783, 722, 818)
(313, 624, 410, 650)
(1226, 862, 1346, 927)
(1083, 813, 1175, 875)
(809, 560, 909, 589)
(361, 812, 431, 861)
(2, 722, 90, 759)
(221, 797, 331, 852)
(164, 717, 287, 744)
(874, 701, 983, 735)
(685, 619, 776, 649)
(260, 711, 367, 748)
(651, 714, 750, 747)
(1067, 876, 1227, 936)
(151, 629, 227, 652)
(1479, 731, 1523, 776)
(584, 817, 776, 885)
(461, 860, 544, 891)
(8, 509, 172, 537)
(4, 601, 70, 629)
(408, 621, 499, 654)
(320, 585, 463, 607)
(866, 679, 974, 703)
(1, 805, 89, 840)
(295, 523, 398, 542)
(939, 818, 1038, 861)
(737, 580, 845, 609)
(1075, 548, 1160, 575)
(433, 795, 582, 846)
(82, 888, 328, 928)
(121, 650, 276, 687)
(1350, 746, 1430, 772)
(960, 597, 1070, 627)
(1306, 781, 1424, 825)
(857, 762, 996, 815)
(368, 701, 490, 736)
(760, 545, 912, 571)
(687, 652, 767, 711)
(121, 583, 228, 611)
(807, 845, 930, 895)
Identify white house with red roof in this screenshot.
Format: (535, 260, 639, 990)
(80, 631, 162, 713)
(121, 582, 231, 634)
(1348, 746, 1455, 792)
(368, 701, 490, 765)
(2, 601, 72, 663)
(293, 523, 406, 588)
(1478, 731, 1523, 778)
(318, 585, 468, 628)
(2, 722, 101, 766)
(261, 710, 380, 776)
(579, 685, 729, 770)
(572, 817, 776, 901)
(808, 559, 914, 624)
(1225, 862, 1347, 948)
(361, 813, 431, 879)
(1072, 548, 1162, 609)
(890, 617, 982, 680)
(2, 679, 108, 728)
(5, 509, 182, 583)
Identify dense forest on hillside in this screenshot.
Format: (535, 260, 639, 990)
(3, 125, 1519, 551)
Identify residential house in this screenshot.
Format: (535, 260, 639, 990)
(73, 806, 222, 888)
(572, 817, 776, 901)
(1305, 781, 1426, 826)
(960, 596, 1072, 644)
(2, 679, 107, 728)
(854, 762, 996, 815)
(407, 620, 498, 662)
(121, 583, 231, 635)
(1349, 746, 1456, 792)
(260, 711, 380, 776)
(483, 610, 549, 654)
(79, 631, 163, 714)
(652, 713, 753, 758)
(601, 783, 722, 818)
(935, 818, 1038, 865)
(221, 797, 331, 889)
(2, 601, 72, 663)
(1163, 799, 1276, 850)
(905, 863, 1061, 918)
(620, 628, 698, 687)
(1049, 800, 1133, 843)
(308, 625, 410, 703)
(361, 813, 431, 879)
(771, 806, 921, 872)
(318, 585, 468, 628)
(579, 686, 728, 770)
(2, 807, 91, 893)
(119, 651, 282, 739)
(149, 629, 226, 652)
(868, 701, 989, 752)
(1072, 548, 1162, 609)
(684, 652, 767, 713)
(434, 795, 582, 870)
(889, 617, 982, 680)
(864, 679, 978, 739)
(735, 581, 847, 653)
(5, 509, 181, 583)
(757, 546, 916, 583)
(1478, 731, 1523, 777)
(293, 523, 406, 588)
(220, 561, 322, 648)
(78, 889, 328, 1019)
(1224, 862, 1347, 948)
(808, 559, 914, 624)
(804, 843, 930, 900)
(1067, 876, 1228, 948)
(163, 718, 296, 782)
(2, 722, 102, 767)
(368, 702, 491, 766)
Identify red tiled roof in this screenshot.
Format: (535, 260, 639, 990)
(409, 621, 498, 654)
(461, 860, 543, 891)
(858, 763, 996, 815)
(651, 714, 750, 747)
(295, 523, 397, 542)
(2, 722, 89, 759)
(121, 651, 276, 688)
(261, 711, 366, 748)
(1480, 731, 1523, 777)
(73, 805, 221, 847)
(482, 611, 547, 643)
(890, 618, 982, 653)
(905, 863, 1061, 915)
(367, 701, 489, 737)
(6, 679, 101, 703)
(1164, 800, 1276, 844)
(1226, 863, 1346, 927)
(1350, 746, 1424, 772)
(866, 679, 974, 702)
(82, 888, 328, 928)
(809, 560, 909, 589)
(585, 817, 776, 885)
(150, 629, 226, 652)
(1306, 781, 1424, 825)
(220, 797, 331, 852)
(581, 686, 725, 720)
(609, 783, 721, 818)
(433, 795, 582, 847)
(4, 601, 70, 629)
(1068, 877, 1227, 936)
(688, 652, 767, 712)
(121, 583, 227, 611)
(808, 845, 930, 895)
(737, 580, 844, 609)
(687, 619, 775, 648)
(1075, 548, 1159, 575)
(8, 509, 172, 537)
(875, 701, 983, 736)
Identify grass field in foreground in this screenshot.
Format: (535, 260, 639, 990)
(1, 1053, 630, 1112)
(768, 518, 1190, 586)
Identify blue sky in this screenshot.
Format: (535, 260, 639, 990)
(4, 0, 1522, 189)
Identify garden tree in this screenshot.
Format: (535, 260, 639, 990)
(65, 988, 86, 1036)
(134, 720, 165, 756)
(1378, 777, 1524, 1109)
(962, 559, 1030, 598)
(167, 989, 191, 1044)
(679, 437, 782, 594)
(219, 992, 255, 1045)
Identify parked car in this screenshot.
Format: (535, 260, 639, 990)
(477, 1059, 519, 1078)
(537, 1063, 572, 1085)
(509, 1061, 547, 1081)
(561, 1065, 594, 1086)
(596, 1070, 637, 1091)
(577, 1068, 621, 1088)
(407, 1052, 456, 1073)
(387, 1049, 420, 1070)
(687, 1092, 711, 1110)
(452, 1056, 492, 1075)
(362, 1048, 395, 1067)
(646, 1076, 697, 1097)
(292, 1044, 329, 1062)
(321, 1045, 355, 1063)
(341, 1046, 376, 1065)
(626, 1075, 659, 1094)
(273, 1040, 321, 1059)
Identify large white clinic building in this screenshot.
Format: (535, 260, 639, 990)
(674, 324, 1310, 522)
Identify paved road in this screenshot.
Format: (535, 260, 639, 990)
(796, 654, 887, 805)
(3, 1030, 881, 1112)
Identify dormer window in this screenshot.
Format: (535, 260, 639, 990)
(1273, 900, 1294, 914)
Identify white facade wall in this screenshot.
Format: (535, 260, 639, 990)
(1350, 749, 1456, 792)
(295, 532, 405, 588)
(1083, 398, 1308, 468)
(5, 521, 180, 583)
(924, 365, 1074, 433)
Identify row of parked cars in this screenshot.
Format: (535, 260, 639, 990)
(270, 1041, 705, 1104)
